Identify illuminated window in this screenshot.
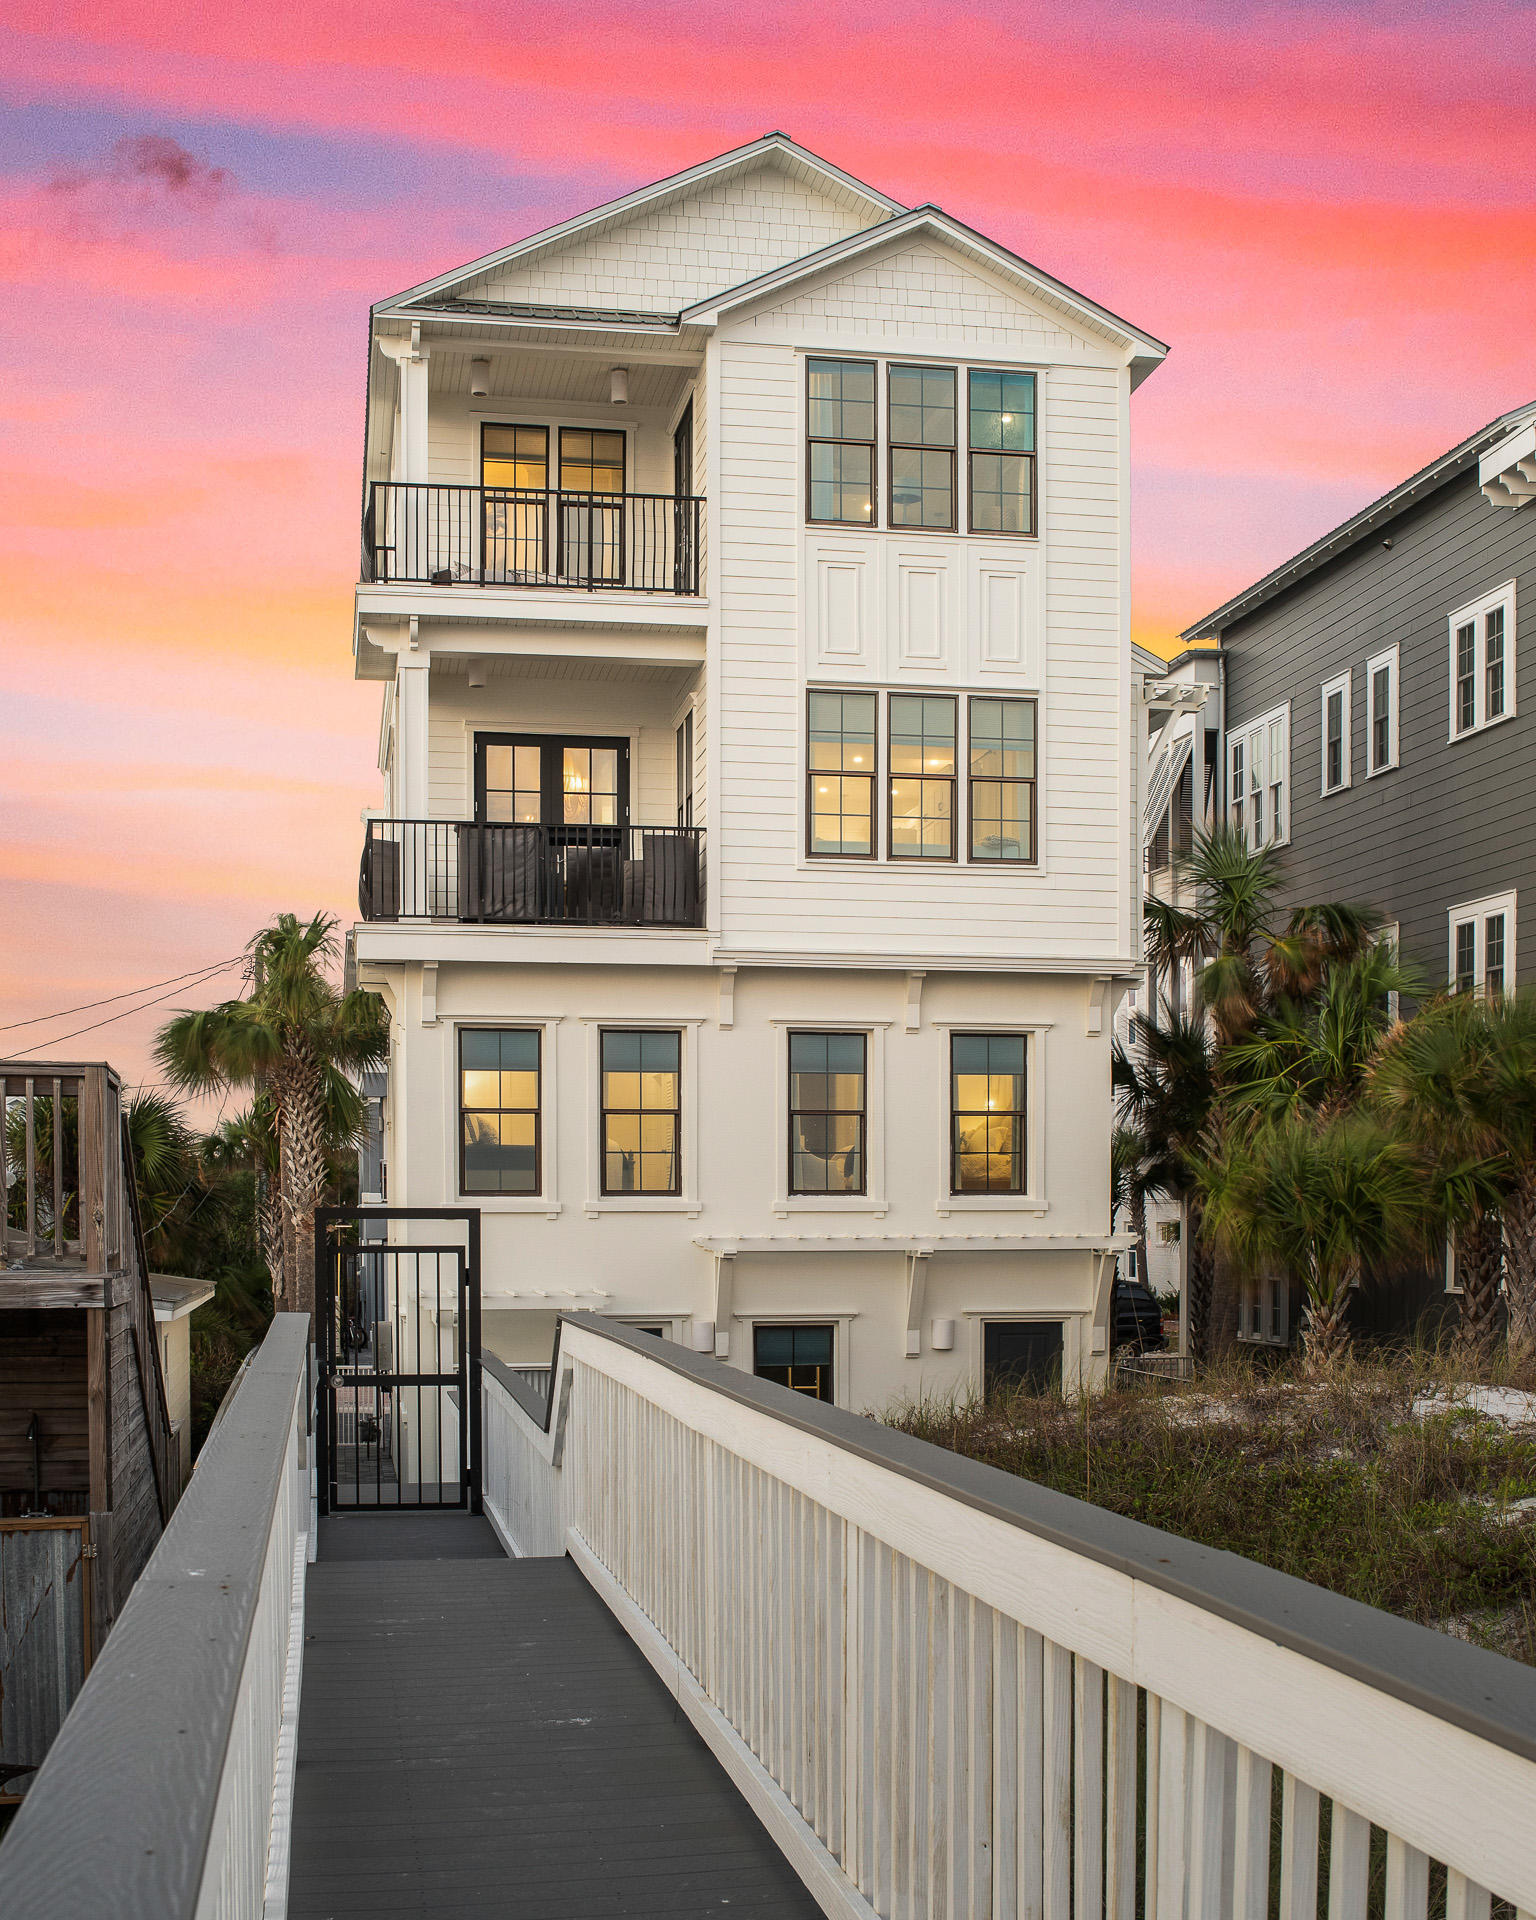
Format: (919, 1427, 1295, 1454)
(888, 695, 957, 858)
(460, 1029, 540, 1194)
(968, 697, 1036, 861)
(968, 370, 1036, 535)
(951, 1033, 1026, 1194)
(807, 690, 877, 857)
(788, 1032, 866, 1196)
(601, 1030, 681, 1194)
(807, 359, 876, 524)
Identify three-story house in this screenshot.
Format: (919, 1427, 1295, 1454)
(348, 133, 1167, 1407)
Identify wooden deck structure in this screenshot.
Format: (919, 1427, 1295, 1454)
(1, 1063, 181, 1718)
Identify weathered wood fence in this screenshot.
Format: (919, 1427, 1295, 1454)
(485, 1317, 1536, 1920)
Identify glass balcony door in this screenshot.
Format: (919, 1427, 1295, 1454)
(476, 734, 629, 837)
(481, 424, 549, 583)
(558, 428, 626, 586)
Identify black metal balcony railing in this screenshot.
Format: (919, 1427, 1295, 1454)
(363, 485, 703, 594)
(360, 821, 706, 928)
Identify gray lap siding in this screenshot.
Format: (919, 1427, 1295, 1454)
(1221, 469, 1536, 989)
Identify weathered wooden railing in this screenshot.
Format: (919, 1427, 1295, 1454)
(1, 1063, 125, 1270)
(0, 1316, 311, 1920)
(485, 1317, 1536, 1920)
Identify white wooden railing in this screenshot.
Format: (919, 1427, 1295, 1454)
(0, 1317, 311, 1920)
(484, 1317, 1536, 1920)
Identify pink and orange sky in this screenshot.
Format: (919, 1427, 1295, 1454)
(2, 0, 1533, 1100)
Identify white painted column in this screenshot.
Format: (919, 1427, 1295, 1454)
(395, 661, 431, 915)
(397, 336, 431, 578)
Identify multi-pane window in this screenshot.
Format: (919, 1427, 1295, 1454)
(558, 427, 625, 493)
(1449, 584, 1517, 737)
(600, 1030, 681, 1194)
(1367, 647, 1398, 775)
(968, 697, 1036, 861)
(1449, 893, 1516, 999)
(951, 1033, 1027, 1194)
(459, 1029, 540, 1194)
(477, 734, 627, 828)
(807, 358, 876, 524)
(1321, 672, 1350, 794)
(754, 1324, 834, 1402)
(1227, 705, 1289, 849)
(888, 695, 957, 858)
(807, 691, 877, 857)
(888, 365, 957, 529)
(788, 1032, 866, 1196)
(968, 370, 1037, 535)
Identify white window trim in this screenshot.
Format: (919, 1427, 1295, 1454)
(1320, 670, 1352, 795)
(580, 1016, 705, 1216)
(1365, 645, 1399, 776)
(1448, 580, 1517, 741)
(928, 1018, 1050, 1215)
(770, 1019, 890, 1216)
(1447, 890, 1516, 997)
(1226, 702, 1289, 849)
(447, 1017, 563, 1216)
(966, 1312, 1079, 1395)
(738, 1313, 856, 1409)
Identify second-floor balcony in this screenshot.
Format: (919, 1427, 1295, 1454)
(363, 484, 704, 596)
(359, 819, 705, 928)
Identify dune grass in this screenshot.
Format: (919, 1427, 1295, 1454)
(883, 1348, 1536, 1662)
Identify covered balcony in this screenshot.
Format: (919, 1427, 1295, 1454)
(359, 820, 705, 928)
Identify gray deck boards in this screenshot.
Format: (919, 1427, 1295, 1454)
(288, 1515, 819, 1918)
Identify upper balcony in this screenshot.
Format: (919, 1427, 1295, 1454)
(364, 485, 703, 597)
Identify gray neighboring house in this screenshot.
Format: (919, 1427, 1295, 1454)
(1144, 401, 1536, 1343)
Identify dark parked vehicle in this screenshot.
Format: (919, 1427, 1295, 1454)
(1111, 1278, 1166, 1353)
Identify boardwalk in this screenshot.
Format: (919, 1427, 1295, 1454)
(288, 1514, 820, 1918)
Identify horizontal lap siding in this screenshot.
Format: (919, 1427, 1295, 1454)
(1222, 469, 1536, 987)
(715, 263, 1129, 959)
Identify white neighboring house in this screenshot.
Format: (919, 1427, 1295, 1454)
(348, 133, 1168, 1408)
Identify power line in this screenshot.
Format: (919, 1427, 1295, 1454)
(0, 957, 245, 1033)
(4, 961, 245, 1061)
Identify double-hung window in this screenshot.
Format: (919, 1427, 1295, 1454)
(968, 697, 1036, 861)
(951, 1033, 1027, 1194)
(888, 365, 957, 529)
(788, 1032, 866, 1196)
(600, 1029, 681, 1194)
(1449, 583, 1516, 738)
(888, 695, 957, 858)
(460, 1029, 540, 1194)
(753, 1324, 834, 1401)
(1227, 705, 1289, 848)
(968, 371, 1036, 534)
(807, 690, 877, 857)
(1321, 671, 1351, 794)
(807, 358, 876, 524)
(1366, 646, 1399, 775)
(1449, 893, 1515, 999)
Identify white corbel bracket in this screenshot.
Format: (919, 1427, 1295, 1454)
(904, 1246, 935, 1356)
(718, 965, 737, 1030)
(712, 1245, 739, 1357)
(904, 971, 925, 1032)
(420, 961, 438, 1027)
(1085, 975, 1112, 1037)
(1089, 1248, 1115, 1356)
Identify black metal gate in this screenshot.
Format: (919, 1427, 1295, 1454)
(316, 1208, 482, 1514)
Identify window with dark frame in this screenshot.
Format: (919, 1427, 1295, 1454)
(807, 358, 876, 524)
(482, 424, 550, 580)
(968, 696, 1036, 861)
(968, 370, 1037, 535)
(459, 1028, 540, 1194)
(888, 694, 957, 858)
(675, 709, 694, 828)
(888, 364, 956, 529)
(600, 1029, 681, 1195)
(788, 1031, 867, 1196)
(753, 1323, 834, 1401)
(951, 1032, 1026, 1194)
(807, 690, 877, 857)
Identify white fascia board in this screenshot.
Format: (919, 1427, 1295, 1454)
(693, 1234, 1134, 1253)
(375, 134, 904, 313)
(682, 206, 1170, 372)
(1481, 420, 1536, 485)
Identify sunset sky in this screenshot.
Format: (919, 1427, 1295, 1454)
(2, 0, 1533, 1100)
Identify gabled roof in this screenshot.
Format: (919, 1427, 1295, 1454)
(1182, 400, 1536, 641)
(375, 132, 905, 315)
(681, 204, 1170, 384)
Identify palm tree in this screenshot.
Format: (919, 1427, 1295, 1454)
(157, 914, 387, 1318)
(1113, 1005, 1219, 1356)
(202, 1104, 285, 1292)
(1197, 1110, 1432, 1369)
(1473, 993, 1536, 1356)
